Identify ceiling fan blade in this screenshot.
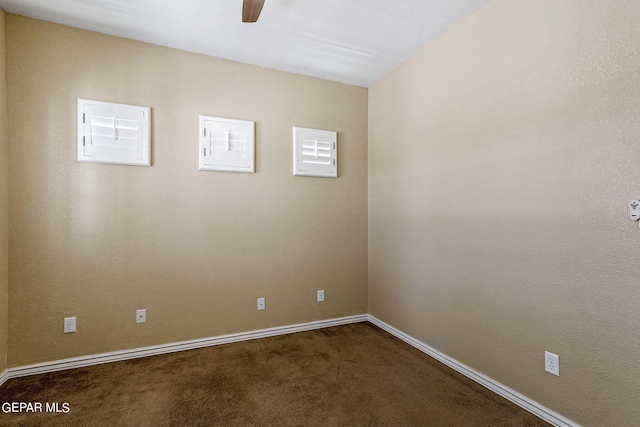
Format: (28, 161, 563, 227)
(242, 0, 265, 23)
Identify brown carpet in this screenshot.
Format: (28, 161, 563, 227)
(0, 322, 550, 426)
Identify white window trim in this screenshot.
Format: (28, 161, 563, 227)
(293, 126, 337, 178)
(77, 98, 150, 166)
(199, 115, 255, 174)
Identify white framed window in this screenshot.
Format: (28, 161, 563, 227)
(293, 127, 337, 178)
(77, 99, 150, 166)
(199, 115, 255, 173)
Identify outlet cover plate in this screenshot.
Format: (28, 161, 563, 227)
(257, 298, 265, 311)
(64, 317, 76, 333)
(317, 290, 325, 302)
(545, 351, 559, 376)
(136, 309, 146, 324)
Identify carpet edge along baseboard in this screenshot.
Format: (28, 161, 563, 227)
(367, 315, 581, 427)
(1, 314, 580, 427)
(0, 315, 368, 384)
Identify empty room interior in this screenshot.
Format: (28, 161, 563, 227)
(0, 0, 639, 426)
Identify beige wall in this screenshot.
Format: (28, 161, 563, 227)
(6, 3, 639, 425)
(6, 15, 368, 367)
(369, 1, 640, 426)
(0, 10, 8, 373)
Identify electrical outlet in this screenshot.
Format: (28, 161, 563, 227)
(257, 297, 265, 311)
(136, 309, 146, 324)
(64, 317, 76, 333)
(317, 290, 325, 302)
(545, 351, 559, 376)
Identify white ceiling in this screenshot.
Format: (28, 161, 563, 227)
(0, 0, 486, 87)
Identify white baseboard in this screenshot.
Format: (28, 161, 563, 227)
(367, 315, 580, 427)
(0, 313, 580, 427)
(1, 314, 368, 383)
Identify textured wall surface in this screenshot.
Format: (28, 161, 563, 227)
(6, 15, 368, 366)
(368, 1, 640, 426)
(0, 10, 8, 373)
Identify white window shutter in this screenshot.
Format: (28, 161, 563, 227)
(199, 116, 255, 173)
(293, 127, 337, 178)
(77, 99, 150, 166)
